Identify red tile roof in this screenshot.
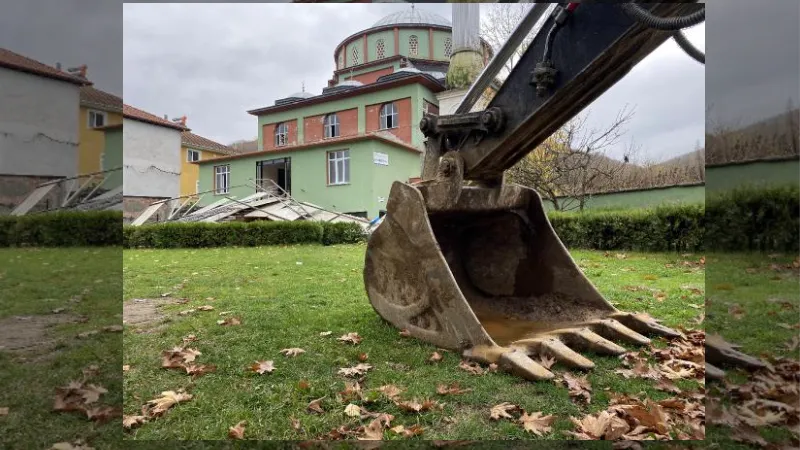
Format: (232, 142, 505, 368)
(80, 86, 122, 113)
(181, 131, 240, 155)
(0, 48, 89, 85)
(123, 104, 189, 131)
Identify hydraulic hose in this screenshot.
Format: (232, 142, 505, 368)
(672, 30, 705, 64)
(619, 2, 705, 31)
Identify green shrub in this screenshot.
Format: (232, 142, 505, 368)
(705, 185, 799, 252)
(0, 211, 122, 247)
(124, 220, 326, 249)
(321, 222, 367, 245)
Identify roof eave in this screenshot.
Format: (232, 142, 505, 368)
(0, 61, 91, 86)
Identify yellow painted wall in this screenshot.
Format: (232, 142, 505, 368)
(180, 147, 227, 196)
(78, 106, 123, 175)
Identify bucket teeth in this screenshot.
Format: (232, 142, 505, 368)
(706, 362, 726, 381)
(555, 327, 627, 356)
(610, 312, 682, 339)
(521, 337, 596, 370)
(498, 349, 555, 381)
(589, 319, 651, 346)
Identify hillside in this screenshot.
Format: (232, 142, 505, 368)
(707, 107, 799, 165)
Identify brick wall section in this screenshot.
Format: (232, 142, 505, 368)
(350, 67, 394, 85)
(262, 119, 298, 151)
(365, 97, 412, 145)
(122, 196, 170, 224)
(424, 100, 439, 116)
(0, 175, 64, 214)
(304, 108, 359, 144)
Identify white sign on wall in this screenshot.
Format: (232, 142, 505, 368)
(373, 152, 389, 166)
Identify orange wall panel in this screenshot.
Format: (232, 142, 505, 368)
(303, 108, 358, 144)
(262, 119, 298, 151)
(366, 97, 412, 145)
(350, 67, 394, 85)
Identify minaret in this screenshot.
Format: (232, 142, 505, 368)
(438, 3, 486, 115)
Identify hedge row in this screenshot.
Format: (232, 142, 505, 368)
(0, 211, 122, 247)
(123, 220, 367, 249)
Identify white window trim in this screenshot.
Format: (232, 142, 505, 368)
(324, 113, 340, 139)
(214, 164, 230, 194)
(327, 149, 350, 186)
(87, 109, 107, 129)
(275, 123, 289, 147)
(187, 149, 201, 162)
(380, 103, 398, 130)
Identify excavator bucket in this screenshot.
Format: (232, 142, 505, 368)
(364, 180, 682, 381)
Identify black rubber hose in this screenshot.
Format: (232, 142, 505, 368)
(672, 30, 705, 64)
(543, 22, 559, 60)
(619, 3, 705, 31)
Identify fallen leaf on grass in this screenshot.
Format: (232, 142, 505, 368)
(490, 402, 518, 420)
(653, 292, 667, 302)
(784, 335, 800, 351)
(161, 347, 202, 369)
(102, 325, 123, 332)
(344, 403, 361, 417)
(290, 416, 301, 431)
(84, 405, 120, 423)
(396, 398, 442, 413)
(143, 390, 192, 417)
(358, 353, 368, 362)
(228, 420, 246, 439)
(339, 381, 362, 402)
(307, 396, 326, 414)
(561, 372, 592, 404)
(436, 383, 472, 395)
(428, 352, 443, 363)
(280, 348, 305, 357)
(217, 317, 242, 326)
(458, 360, 484, 375)
(337, 332, 362, 344)
(520, 411, 555, 436)
(319, 331, 332, 337)
(391, 424, 424, 437)
(52, 307, 66, 314)
(338, 363, 372, 377)
(197, 305, 214, 311)
(76, 330, 98, 339)
(184, 364, 216, 378)
(249, 360, 275, 374)
(377, 384, 403, 400)
(537, 354, 556, 369)
(359, 417, 385, 440)
(182, 334, 198, 344)
(728, 303, 745, 320)
(122, 414, 147, 430)
(568, 410, 630, 440)
(122, 365, 130, 372)
(178, 309, 196, 316)
(0, 407, 7, 416)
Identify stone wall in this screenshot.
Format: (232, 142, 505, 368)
(0, 174, 65, 214)
(122, 196, 169, 224)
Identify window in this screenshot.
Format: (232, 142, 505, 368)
(187, 149, 200, 162)
(409, 35, 419, 57)
(338, 51, 344, 69)
(444, 37, 452, 58)
(323, 113, 339, 139)
(274, 122, 288, 147)
(88, 110, 106, 128)
(328, 150, 350, 185)
(351, 46, 360, 65)
(379, 103, 398, 129)
(376, 38, 385, 60)
(214, 165, 230, 194)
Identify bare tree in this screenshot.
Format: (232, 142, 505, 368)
(480, 2, 544, 80)
(506, 105, 638, 211)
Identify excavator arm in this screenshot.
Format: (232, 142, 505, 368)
(364, 1, 757, 382)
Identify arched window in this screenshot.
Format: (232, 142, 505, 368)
(351, 46, 360, 66)
(444, 37, 452, 58)
(274, 122, 288, 147)
(324, 113, 339, 138)
(376, 38, 385, 60)
(338, 51, 344, 69)
(379, 103, 398, 130)
(409, 35, 418, 57)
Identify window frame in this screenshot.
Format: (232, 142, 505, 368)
(187, 149, 200, 162)
(409, 35, 419, 57)
(444, 37, 453, 58)
(214, 164, 230, 195)
(87, 109, 107, 129)
(351, 46, 360, 65)
(379, 103, 398, 130)
(323, 113, 340, 139)
(376, 38, 385, 60)
(274, 122, 289, 147)
(327, 149, 350, 186)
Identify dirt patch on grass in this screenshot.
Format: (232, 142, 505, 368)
(0, 313, 82, 353)
(123, 297, 183, 331)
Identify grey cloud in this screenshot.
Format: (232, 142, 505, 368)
(0, 0, 122, 96)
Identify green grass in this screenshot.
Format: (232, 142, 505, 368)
(0, 248, 123, 449)
(121, 245, 711, 441)
(703, 252, 799, 449)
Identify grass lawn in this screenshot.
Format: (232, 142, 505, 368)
(0, 247, 123, 449)
(122, 244, 714, 441)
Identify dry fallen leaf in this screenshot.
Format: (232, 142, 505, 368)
(290, 416, 301, 431)
(728, 303, 745, 320)
(537, 354, 556, 370)
(122, 365, 130, 372)
(377, 384, 403, 400)
(249, 360, 275, 375)
(143, 390, 193, 417)
(358, 353, 369, 362)
(217, 317, 242, 326)
(319, 331, 332, 337)
(458, 360, 484, 375)
(359, 417, 385, 440)
(396, 398, 442, 413)
(562, 372, 592, 404)
(337, 332, 362, 344)
(197, 305, 214, 311)
(568, 410, 629, 440)
(391, 424, 424, 437)
(337, 363, 372, 377)
(519, 411, 555, 435)
(280, 348, 305, 357)
(490, 402, 518, 420)
(344, 403, 362, 417)
(307, 396, 326, 414)
(122, 414, 147, 430)
(429, 351, 443, 363)
(228, 420, 247, 439)
(436, 383, 472, 395)
(0, 407, 8, 416)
